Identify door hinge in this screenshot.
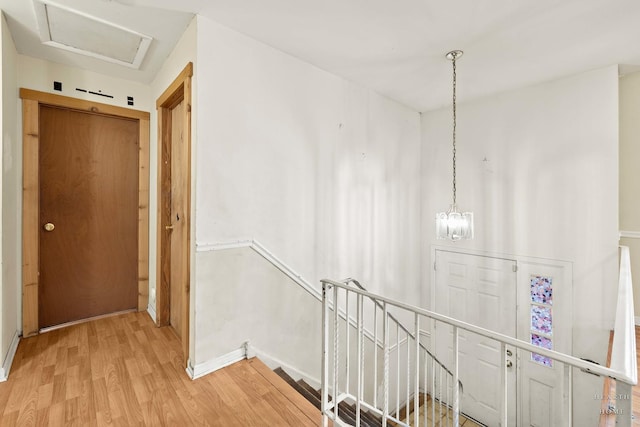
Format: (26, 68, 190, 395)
(434, 261, 437, 271)
(512, 264, 518, 272)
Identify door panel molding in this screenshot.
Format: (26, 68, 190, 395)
(20, 88, 150, 337)
(156, 62, 193, 368)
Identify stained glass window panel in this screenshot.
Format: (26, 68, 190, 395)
(531, 333, 553, 367)
(530, 275, 552, 305)
(531, 305, 552, 335)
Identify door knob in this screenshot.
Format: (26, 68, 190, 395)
(506, 360, 513, 368)
(506, 349, 513, 357)
(43, 223, 55, 232)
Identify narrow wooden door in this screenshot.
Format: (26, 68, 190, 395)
(39, 105, 139, 328)
(169, 100, 186, 337)
(156, 62, 192, 367)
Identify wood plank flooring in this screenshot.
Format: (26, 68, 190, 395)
(599, 326, 640, 427)
(0, 311, 321, 426)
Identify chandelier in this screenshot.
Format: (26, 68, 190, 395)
(435, 50, 474, 241)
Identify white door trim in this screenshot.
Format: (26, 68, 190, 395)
(430, 245, 573, 312)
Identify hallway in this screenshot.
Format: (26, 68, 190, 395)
(0, 312, 320, 425)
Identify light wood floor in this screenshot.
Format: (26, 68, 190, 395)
(0, 311, 321, 426)
(599, 326, 640, 427)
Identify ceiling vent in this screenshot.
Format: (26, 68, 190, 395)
(33, 0, 152, 69)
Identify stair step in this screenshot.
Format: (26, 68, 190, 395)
(336, 401, 358, 425)
(297, 379, 321, 400)
(274, 366, 385, 426)
(273, 368, 321, 410)
(345, 403, 382, 427)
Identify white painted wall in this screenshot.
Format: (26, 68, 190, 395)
(421, 65, 619, 426)
(148, 16, 197, 331)
(17, 56, 152, 111)
(619, 71, 640, 321)
(1, 11, 20, 378)
(193, 17, 421, 376)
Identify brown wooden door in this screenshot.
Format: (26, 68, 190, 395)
(156, 62, 192, 366)
(39, 105, 139, 329)
(169, 99, 186, 337)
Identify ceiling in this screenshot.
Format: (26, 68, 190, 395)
(2, 0, 640, 112)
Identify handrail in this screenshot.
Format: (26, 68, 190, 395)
(199, 239, 322, 300)
(321, 278, 636, 384)
(610, 246, 637, 383)
(203, 240, 462, 389)
(342, 277, 461, 388)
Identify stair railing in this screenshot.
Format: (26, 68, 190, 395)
(343, 278, 462, 422)
(321, 278, 463, 427)
(321, 278, 637, 427)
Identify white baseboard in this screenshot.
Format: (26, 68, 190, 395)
(147, 304, 157, 324)
(253, 347, 321, 390)
(0, 331, 20, 382)
(635, 316, 640, 326)
(187, 346, 247, 380)
(184, 342, 321, 390)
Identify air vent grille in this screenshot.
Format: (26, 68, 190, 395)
(33, 0, 152, 69)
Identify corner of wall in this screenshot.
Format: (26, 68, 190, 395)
(0, 330, 19, 382)
(188, 345, 246, 380)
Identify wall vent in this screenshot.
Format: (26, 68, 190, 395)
(33, 0, 152, 69)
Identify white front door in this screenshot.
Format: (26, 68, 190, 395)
(434, 249, 518, 427)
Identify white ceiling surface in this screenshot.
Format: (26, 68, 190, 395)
(0, 0, 194, 84)
(2, 0, 640, 111)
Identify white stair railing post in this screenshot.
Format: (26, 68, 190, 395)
(356, 294, 363, 427)
(424, 356, 429, 427)
(431, 355, 436, 425)
(373, 306, 378, 407)
(414, 314, 420, 427)
(452, 326, 460, 427)
(406, 330, 410, 422)
(499, 342, 507, 427)
(396, 323, 400, 417)
(345, 292, 350, 398)
(563, 364, 573, 426)
(383, 302, 390, 426)
(438, 365, 446, 420)
(333, 285, 339, 421)
(321, 283, 330, 427)
(446, 373, 450, 426)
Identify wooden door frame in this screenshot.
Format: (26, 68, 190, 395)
(20, 88, 150, 337)
(155, 63, 193, 367)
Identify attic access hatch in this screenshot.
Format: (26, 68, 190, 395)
(33, 0, 152, 69)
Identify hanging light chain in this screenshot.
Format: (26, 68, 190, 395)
(451, 51, 458, 206)
(436, 50, 473, 241)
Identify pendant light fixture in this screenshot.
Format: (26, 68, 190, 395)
(435, 50, 474, 240)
